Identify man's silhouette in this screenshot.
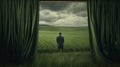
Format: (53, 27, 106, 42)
(56, 32, 64, 52)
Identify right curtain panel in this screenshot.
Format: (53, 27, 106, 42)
(87, 0, 120, 61)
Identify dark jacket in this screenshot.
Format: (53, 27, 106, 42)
(56, 36, 64, 44)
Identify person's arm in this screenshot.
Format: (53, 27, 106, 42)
(63, 37, 64, 43)
(56, 37, 58, 43)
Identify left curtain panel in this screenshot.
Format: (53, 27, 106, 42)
(0, 0, 38, 62)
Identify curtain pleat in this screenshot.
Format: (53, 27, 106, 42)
(0, 0, 38, 62)
(88, 0, 120, 61)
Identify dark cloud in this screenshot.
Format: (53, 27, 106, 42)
(40, 10, 60, 22)
(40, 2, 87, 17)
(40, 2, 87, 15)
(40, 1, 70, 11)
(71, 3, 87, 13)
(65, 2, 87, 17)
(39, 2, 88, 27)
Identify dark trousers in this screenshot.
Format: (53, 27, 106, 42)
(58, 44, 64, 52)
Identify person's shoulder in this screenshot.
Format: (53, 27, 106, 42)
(61, 36, 64, 38)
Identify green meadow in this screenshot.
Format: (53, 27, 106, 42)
(35, 25, 94, 67)
(35, 26, 120, 67)
(1, 25, 120, 67)
(37, 25, 90, 52)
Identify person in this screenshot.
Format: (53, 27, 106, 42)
(56, 32, 64, 52)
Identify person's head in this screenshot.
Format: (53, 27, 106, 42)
(59, 32, 62, 36)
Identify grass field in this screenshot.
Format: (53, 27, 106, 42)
(32, 25, 120, 67)
(37, 25, 90, 52)
(35, 52, 94, 67)
(1, 25, 120, 67)
(35, 25, 95, 67)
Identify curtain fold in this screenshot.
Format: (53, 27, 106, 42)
(0, 0, 38, 62)
(88, 0, 120, 61)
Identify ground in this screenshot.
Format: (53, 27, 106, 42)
(0, 25, 120, 67)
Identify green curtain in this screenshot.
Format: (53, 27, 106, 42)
(87, 0, 120, 61)
(0, 0, 38, 62)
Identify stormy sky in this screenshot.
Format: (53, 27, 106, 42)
(39, 1, 88, 27)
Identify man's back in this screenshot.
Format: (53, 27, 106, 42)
(57, 36, 64, 44)
(56, 32, 64, 52)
